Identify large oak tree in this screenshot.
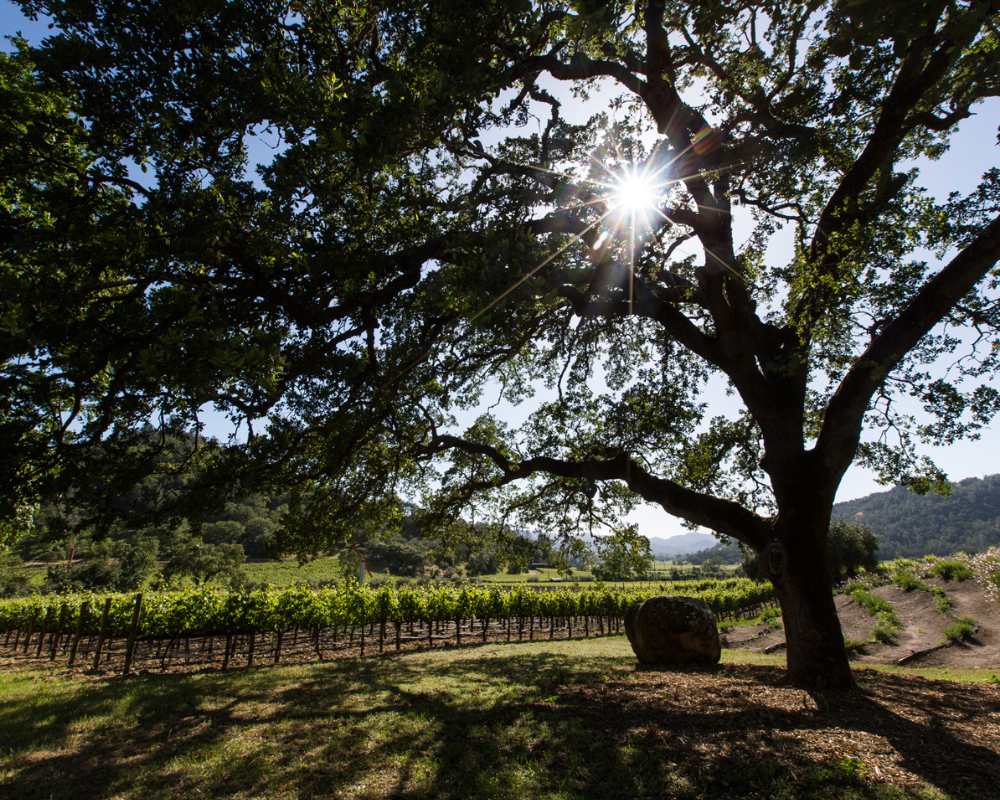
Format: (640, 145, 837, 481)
(3, 0, 1000, 688)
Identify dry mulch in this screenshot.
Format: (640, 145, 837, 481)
(563, 663, 1000, 799)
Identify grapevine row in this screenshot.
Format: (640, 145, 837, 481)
(0, 578, 772, 637)
(0, 578, 775, 674)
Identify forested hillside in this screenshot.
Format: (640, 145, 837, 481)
(681, 475, 1000, 564)
(832, 475, 1000, 558)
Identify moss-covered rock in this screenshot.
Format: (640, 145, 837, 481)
(625, 596, 721, 666)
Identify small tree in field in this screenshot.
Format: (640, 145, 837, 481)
(592, 529, 655, 581)
(3, 2, 999, 688)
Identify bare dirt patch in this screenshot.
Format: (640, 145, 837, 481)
(852, 584, 952, 664)
(727, 579, 1000, 670)
(918, 578, 1000, 668)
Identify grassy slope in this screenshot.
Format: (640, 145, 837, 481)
(242, 555, 353, 585)
(2, 638, 997, 800)
(241, 559, 727, 588)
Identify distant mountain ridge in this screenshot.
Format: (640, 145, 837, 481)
(647, 531, 717, 558)
(832, 474, 1000, 558)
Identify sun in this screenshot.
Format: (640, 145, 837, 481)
(612, 170, 658, 215)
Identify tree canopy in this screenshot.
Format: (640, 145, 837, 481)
(3, 0, 999, 687)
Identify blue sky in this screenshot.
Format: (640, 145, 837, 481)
(4, 2, 998, 540)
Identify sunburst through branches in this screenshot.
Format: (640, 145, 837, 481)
(611, 168, 660, 217)
(469, 131, 728, 324)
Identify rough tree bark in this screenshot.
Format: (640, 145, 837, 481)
(765, 513, 856, 690)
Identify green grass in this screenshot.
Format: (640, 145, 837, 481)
(476, 561, 735, 586)
(241, 556, 351, 586)
(477, 566, 589, 583)
(1, 637, 996, 799)
(850, 587, 903, 644)
(235, 560, 731, 588)
(11, 555, 736, 595)
(716, 603, 783, 630)
(928, 559, 973, 582)
(7, 561, 47, 589)
(241, 561, 707, 589)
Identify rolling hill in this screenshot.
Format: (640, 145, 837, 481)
(832, 474, 1000, 558)
(680, 474, 1000, 563)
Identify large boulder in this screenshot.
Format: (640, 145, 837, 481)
(624, 596, 721, 667)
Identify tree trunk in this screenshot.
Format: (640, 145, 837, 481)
(767, 519, 855, 690)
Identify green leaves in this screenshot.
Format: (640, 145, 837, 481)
(0, 575, 775, 637)
(3, 1, 998, 569)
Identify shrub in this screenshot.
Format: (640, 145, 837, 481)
(970, 548, 1000, 603)
(760, 605, 781, 626)
(163, 532, 245, 587)
(44, 558, 119, 592)
(842, 573, 885, 593)
(825, 521, 880, 581)
(930, 586, 952, 614)
(944, 617, 977, 642)
(0, 553, 31, 597)
(114, 536, 159, 590)
(872, 612, 901, 644)
(849, 586, 890, 616)
(891, 570, 925, 592)
(850, 587, 902, 644)
(929, 558, 973, 582)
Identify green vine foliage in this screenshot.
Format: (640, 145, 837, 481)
(0, 578, 774, 639)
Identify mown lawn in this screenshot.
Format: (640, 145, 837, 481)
(1, 638, 998, 800)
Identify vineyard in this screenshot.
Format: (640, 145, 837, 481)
(0, 578, 775, 675)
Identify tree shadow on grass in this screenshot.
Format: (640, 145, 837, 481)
(2, 654, 997, 799)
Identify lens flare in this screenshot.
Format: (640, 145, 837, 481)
(613, 171, 658, 213)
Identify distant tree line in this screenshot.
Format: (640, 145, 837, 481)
(0, 431, 564, 595)
(683, 521, 878, 586)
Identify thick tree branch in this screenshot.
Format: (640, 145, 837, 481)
(817, 213, 1000, 478)
(803, 3, 994, 313)
(517, 50, 646, 98)
(426, 434, 770, 547)
(88, 172, 152, 199)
